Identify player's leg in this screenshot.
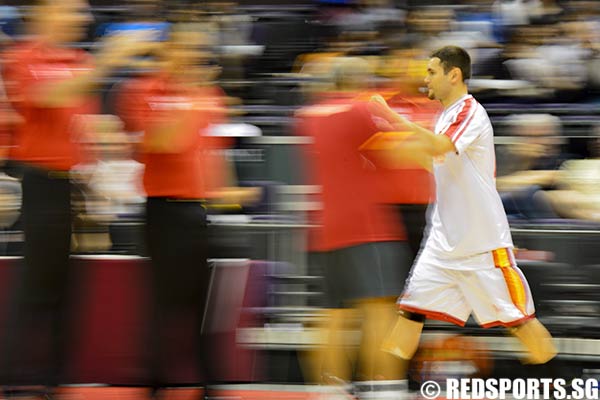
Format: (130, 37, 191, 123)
(356, 298, 410, 379)
(509, 318, 557, 364)
(319, 307, 360, 384)
(347, 242, 412, 382)
(380, 310, 425, 360)
(382, 251, 470, 360)
(345, 242, 413, 399)
(461, 248, 557, 364)
(300, 251, 357, 385)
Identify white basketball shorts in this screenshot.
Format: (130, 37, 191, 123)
(398, 247, 535, 328)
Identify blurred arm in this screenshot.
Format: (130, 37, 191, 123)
(369, 95, 455, 157)
(496, 170, 559, 192)
(34, 32, 158, 108)
(367, 95, 454, 171)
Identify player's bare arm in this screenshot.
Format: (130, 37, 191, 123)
(366, 95, 453, 171)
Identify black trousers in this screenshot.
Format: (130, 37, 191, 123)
(145, 198, 211, 386)
(2, 167, 73, 386)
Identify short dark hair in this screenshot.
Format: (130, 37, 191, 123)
(430, 46, 471, 81)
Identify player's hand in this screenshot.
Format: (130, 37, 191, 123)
(368, 95, 391, 116)
(370, 94, 389, 108)
(368, 95, 391, 118)
(368, 94, 411, 129)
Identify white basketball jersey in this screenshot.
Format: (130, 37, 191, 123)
(425, 94, 513, 266)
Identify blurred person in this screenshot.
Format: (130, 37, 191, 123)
(296, 56, 414, 399)
(502, 21, 590, 101)
(294, 30, 386, 107)
(327, 0, 405, 34)
(367, 46, 557, 366)
(376, 44, 440, 255)
(560, 19, 600, 100)
(0, 0, 156, 393)
(493, 0, 538, 27)
(404, 8, 456, 51)
(535, 21, 590, 100)
(71, 115, 145, 253)
(496, 113, 566, 220)
(545, 129, 600, 222)
(208, 2, 252, 48)
(116, 25, 256, 395)
(293, 31, 360, 75)
(82, 116, 145, 219)
(493, 0, 563, 27)
(206, 2, 255, 83)
(496, 114, 563, 179)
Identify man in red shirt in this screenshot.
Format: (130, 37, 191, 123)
(117, 27, 235, 394)
(296, 57, 413, 399)
(0, 0, 154, 392)
(375, 47, 442, 257)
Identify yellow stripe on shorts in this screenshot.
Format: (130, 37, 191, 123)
(492, 248, 528, 316)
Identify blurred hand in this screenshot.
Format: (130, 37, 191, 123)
(370, 94, 388, 108)
(368, 95, 391, 119)
(368, 95, 410, 129)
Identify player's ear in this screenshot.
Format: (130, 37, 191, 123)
(450, 67, 461, 83)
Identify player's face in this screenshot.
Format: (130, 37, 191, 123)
(37, 0, 92, 43)
(424, 57, 451, 102)
(163, 31, 211, 76)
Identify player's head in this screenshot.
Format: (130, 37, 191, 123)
(329, 56, 372, 92)
(424, 46, 470, 103)
(159, 25, 217, 83)
(31, 0, 92, 44)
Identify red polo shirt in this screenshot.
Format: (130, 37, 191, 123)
(117, 74, 227, 199)
(296, 96, 405, 252)
(1, 41, 98, 171)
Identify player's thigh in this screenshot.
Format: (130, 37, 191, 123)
(399, 254, 470, 324)
(460, 263, 535, 327)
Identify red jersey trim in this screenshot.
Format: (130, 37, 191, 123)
(480, 314, 535, 329)
(443, 97, 476, 144)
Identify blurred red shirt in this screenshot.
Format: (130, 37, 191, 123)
(1, 41, 99, 171)
(296, 96, 406, 252)
(377, 92, 440, 205)
(117, 74, 227, 199)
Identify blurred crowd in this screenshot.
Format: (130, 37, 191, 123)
(0, 0, 599, 398)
